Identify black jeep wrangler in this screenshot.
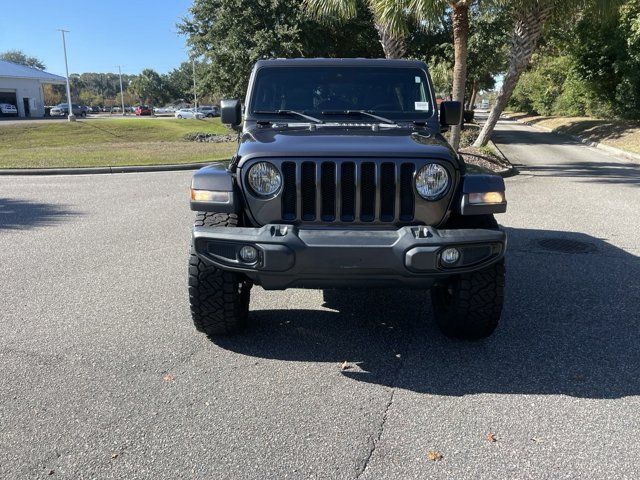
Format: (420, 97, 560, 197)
(189, 59, 507, 339)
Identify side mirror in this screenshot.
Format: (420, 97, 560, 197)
(440, 101, 462, 126)
(220, 99, 242, 129)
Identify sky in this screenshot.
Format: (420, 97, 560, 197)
(0, 0, 193, 76)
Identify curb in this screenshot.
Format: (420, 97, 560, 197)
(0, 162, 212, 176)
(487, 139, 519, 178)
(505, 116, 640, 163)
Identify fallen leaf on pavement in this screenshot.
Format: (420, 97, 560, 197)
(111, 453, 119, 459)
(162, 373, 175, 382)
(486, 432, 497, 443)
(340, 361, 351, 371)
(48, 470, 55, 476)
(427, 451, 443, 461)
(531, 437, 544, 443)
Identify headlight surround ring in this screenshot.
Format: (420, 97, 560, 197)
(247, 161, 282, 197)
(415, 163, 450, 200)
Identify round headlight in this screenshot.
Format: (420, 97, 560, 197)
(247, 162, 282, 196)
(415, 163, 449, 200)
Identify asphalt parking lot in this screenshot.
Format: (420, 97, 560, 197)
(1, 119, 639, 479)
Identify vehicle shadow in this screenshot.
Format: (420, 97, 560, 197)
(0, 197, 79, 230)
(212, 227, 640, 399)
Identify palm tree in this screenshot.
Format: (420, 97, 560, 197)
(306, 0, 407, 58)
(473, 0, 621, 147)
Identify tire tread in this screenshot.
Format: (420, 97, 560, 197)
(188, 212, 250, 336)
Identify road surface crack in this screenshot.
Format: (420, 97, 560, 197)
(356, 386, 397, 479)
(355, 334, 412, 479)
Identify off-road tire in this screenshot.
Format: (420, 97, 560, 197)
(188, 212, 251, 336)
(431, 260, 505, 339)
(431, 214, 504, 339)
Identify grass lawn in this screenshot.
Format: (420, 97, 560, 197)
(0, 117, 237, 168)
(504, 113, 640, 155)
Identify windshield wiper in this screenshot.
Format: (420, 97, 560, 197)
(254, 110, 323, 124)
(322, 110, 396, 125)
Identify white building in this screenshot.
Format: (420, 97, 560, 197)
(0, 60, 66, 118)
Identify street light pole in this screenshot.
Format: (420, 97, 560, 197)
(192, 58, 198, 111)
(58, 29, 76, 122)
(117, 65, 126, 116)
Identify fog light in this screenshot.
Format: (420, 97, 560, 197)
(441, 247, 460, 265)
(239, 245, 258, 263)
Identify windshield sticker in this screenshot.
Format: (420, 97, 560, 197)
(414, 101, 430, 111)
(415, 76, 422, 83)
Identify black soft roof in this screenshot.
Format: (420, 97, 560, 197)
(254, 58, 427, 69)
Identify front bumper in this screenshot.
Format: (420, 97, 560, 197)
(192, 225, 506, 290)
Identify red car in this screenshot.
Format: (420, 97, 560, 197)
(135, 105, 152, 116)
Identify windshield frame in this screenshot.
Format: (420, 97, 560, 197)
(245, 64, 437, 125)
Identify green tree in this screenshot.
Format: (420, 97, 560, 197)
(474, 0, 623, 147)
(465, 6, 509, 108)
(179, 0, 381, 99)
(569, 0, 640, 117)
(306, 0, 408, 58)
(0, 49, 46, 69)
(129, 68, 166, 105)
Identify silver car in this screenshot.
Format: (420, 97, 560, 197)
(175, 108, 205, 119)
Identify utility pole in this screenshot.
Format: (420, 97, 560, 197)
(58, 29, 75, 122)
(192, 58, 198, 111)
(117, 65, 126, 116)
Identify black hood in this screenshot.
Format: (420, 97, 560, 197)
(236, 127, 458, 167)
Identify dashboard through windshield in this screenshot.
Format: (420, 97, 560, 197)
(249, 66, 433, 121)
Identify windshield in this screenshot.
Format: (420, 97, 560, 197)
(249, 66, 433, 120)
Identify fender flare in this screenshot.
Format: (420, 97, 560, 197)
(190, 163, 239, 213)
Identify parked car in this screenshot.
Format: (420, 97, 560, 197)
(0, 103, 18, 116)
(90, 106, 101, 113)
(175, 108, 205, 119)
(197, 106, 220, 117)
(81, 105, 91, 115)
(50, 103, 86, 117)
(135, 105, 152, 116)
(188, 58, 508, 340)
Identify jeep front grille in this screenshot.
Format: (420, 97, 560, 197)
(280, 160, 415, 223)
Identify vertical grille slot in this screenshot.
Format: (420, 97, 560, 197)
(281, 162, 297, 221)
(399, 162, 415, 221)
(360, 162, 376, 222)
(380, 162, 395, 222)
(301, 162, 316, 221)
(321, 162, 336, 221)
(340, 162, 355, 221)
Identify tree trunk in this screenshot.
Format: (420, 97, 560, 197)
(473, 5, 552, 148)
(449, 2, 470, 151)
(468, 81, 478, 111)
(375, 22, 406, 59)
